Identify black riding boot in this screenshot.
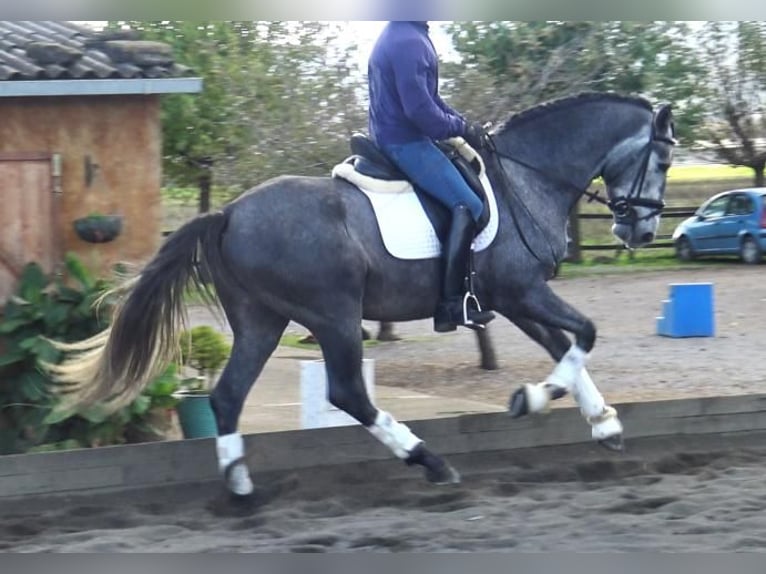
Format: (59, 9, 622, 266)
(433, 204, 495, 332)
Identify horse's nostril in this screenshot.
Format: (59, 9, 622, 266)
(641, 232, 654, 244)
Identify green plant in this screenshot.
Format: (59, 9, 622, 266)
(178, 325, 231, 394)
(0, 253, 179, 454)
(0, 255, 109, 453)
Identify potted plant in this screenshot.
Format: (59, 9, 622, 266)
(73, 212, 123, 243)
(174, 325, 231, 439)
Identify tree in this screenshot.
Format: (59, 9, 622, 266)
(214, 22, 365, 191)
(442, 22, 706, 141)
(110, 21, 256, 212)
(111, 21, 365, 211)
(694, 22, 766, 186)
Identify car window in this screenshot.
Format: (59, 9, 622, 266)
(726, 194, 754, 215)
(701, 195, 730, 218)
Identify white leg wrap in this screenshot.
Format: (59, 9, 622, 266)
(367, 410, 423, 459)
(216, 432, 254, 496)
(546, 345, 588, 393)
(524, 382, 553, 414)
(574, 368, 606, 419)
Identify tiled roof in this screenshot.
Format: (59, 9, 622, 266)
(0, 21, 193, 81)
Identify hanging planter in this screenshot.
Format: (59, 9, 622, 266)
(73, 213, 123, 244)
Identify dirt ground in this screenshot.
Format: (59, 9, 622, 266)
(359, 265, 766, 410)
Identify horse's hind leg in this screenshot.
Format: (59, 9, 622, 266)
(209, 304, 289, 496)
(313, 320, 460, 485)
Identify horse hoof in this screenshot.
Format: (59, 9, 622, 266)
(406, 444, 461, 485)
(425, 463, 461, 485)
(598, 434, 625, 453)
(508, 387, 528, 418)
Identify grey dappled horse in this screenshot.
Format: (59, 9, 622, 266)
(49, 93, 675, 496)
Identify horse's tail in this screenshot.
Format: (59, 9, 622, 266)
(46, 211, 230, 413)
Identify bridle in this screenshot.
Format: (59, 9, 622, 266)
(486, 113, 676, 226)
(598, 125, 677, 225)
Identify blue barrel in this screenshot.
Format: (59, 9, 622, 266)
(176, 395, 218, 439)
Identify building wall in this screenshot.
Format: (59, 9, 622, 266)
(0, 95, 162, 278)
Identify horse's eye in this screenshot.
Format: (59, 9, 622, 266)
(657, 162, 671, 173)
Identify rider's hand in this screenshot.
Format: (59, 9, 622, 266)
(463, 121, 489, 150)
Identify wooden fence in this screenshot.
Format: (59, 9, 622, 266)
(3, 395, 766, 503)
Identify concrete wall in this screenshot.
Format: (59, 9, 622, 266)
(2, 394, 766, 502)
(0, 95, 162, 279)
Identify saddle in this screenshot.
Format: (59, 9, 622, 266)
(344, 133, 491, 244)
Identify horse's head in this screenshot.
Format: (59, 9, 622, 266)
(602, 103, 676, 248)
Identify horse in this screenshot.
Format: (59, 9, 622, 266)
(47, 92, 675, 497)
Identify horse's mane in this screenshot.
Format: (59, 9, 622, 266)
(493, 91, 653, 135)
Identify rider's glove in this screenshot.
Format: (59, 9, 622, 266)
(463, 121, 489, 150)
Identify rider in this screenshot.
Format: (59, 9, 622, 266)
(368, 20, 495, 332)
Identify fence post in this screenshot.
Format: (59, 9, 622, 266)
(567, 202, 582, 263)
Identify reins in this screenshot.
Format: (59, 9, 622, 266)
(482, 135, 560, 268)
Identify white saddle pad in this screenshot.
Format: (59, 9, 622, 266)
(331, 140, 499, 260)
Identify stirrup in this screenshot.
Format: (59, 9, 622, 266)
(461, 292, 493, 331)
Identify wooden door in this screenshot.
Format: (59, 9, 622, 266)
(0, 153, 60, 305)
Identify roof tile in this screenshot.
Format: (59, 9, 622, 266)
(0, 21, 192, 81)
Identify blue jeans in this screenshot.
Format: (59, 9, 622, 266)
(382, 139, 484, 222)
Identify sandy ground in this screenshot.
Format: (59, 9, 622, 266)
(5, 434, 766, 552)
(2, 265, 765, 552)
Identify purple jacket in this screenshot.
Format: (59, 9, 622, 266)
(368, 21, 467, 146)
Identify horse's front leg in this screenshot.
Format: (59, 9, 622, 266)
(502, 285, 624, 451)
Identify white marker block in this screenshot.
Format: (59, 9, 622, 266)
(299, 359, 375, 429)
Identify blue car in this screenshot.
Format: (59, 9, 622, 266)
(672, 187, 766, 264)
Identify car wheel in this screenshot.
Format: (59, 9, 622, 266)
(740, 236, 762, 264)
(675, 236, 694, 262)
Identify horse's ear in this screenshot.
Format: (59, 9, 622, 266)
(654, 103, 674, 136)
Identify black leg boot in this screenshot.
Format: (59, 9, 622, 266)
(433, 204, 495, 332)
